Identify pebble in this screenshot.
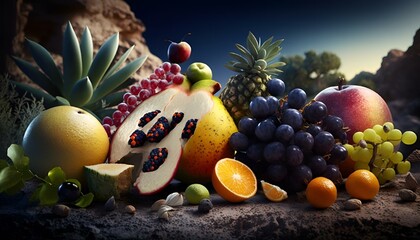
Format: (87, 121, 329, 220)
(104, 196, 116, 211)
(52, 204, 70, 217)
(343, 199, 362, 211)
(405, 172, 418, 191)
(399, 189, 417, 202)
(125, 205, 136, 214)
(197, 198, 213, 213)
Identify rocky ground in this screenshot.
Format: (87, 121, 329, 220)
(1, 161, 419, 240)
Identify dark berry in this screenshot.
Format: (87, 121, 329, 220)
(197, 198, 213, 213)
(142, 148, 168, 172)
(58, 181, 81, 203)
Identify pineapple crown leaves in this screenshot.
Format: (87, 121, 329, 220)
(12, 21, 147, 116)
(225, 32, 286, 79)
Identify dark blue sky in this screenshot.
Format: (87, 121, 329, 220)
(126, 0, 420, 88)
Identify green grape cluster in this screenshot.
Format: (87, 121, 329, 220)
(0, 144, 93, 207)
(344, 122, 417, 184)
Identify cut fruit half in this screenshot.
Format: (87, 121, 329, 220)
(211, 158, 257, 203)
(110, 85, 237, 195)
(261, 180, 288, 202)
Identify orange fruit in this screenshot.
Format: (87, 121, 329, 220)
(345, 169, 380, 200)
(305, 177, 337, 209)
(22, 106, 109, 181)
(211, 158, 257, 203)
(261, 180, 288, 202)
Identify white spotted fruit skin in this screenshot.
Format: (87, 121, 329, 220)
(176, 96, 238, 184)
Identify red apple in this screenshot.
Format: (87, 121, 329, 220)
(167, 41, 191, 64)
(314, 81, 393, 177)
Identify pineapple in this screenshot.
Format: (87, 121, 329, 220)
(220, 32, 285, 123)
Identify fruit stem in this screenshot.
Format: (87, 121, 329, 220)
(30, 170, 53, 186)
(338, 77, 345, 90)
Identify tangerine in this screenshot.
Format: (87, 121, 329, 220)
(306, 177, 337, 209)
(211, 158, 257, 203)
(345, 169, 380, 200)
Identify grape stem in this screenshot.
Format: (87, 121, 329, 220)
(28, 169, 53, 186)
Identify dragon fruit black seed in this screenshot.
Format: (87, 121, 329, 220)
(142, 147, 169, 172)
(128, 129, 147, 147)
(138, 110, 161, 127)
(182, 119, 198, 139)
(147, 117, 170, 142)
(170, 112, 184, 129)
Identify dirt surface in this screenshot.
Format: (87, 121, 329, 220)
(1, 166, 420, 240)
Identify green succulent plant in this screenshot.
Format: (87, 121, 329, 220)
(12, 21, 147, 119)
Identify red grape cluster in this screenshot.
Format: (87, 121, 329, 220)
(102, 62, 184, 138)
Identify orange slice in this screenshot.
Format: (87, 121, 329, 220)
(211, 158, 257, 203)
(261, 180, 288, 202)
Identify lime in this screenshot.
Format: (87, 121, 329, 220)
(185, 184, 210, 204)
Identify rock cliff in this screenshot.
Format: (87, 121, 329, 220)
(2, 0, 161, 82)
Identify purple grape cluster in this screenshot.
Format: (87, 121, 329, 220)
(102, 62, 184, 138)
(229, 79, 348, 193)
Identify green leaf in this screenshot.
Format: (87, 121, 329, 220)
(80, 27, 93, 77)
(89, 55, 147, 104)
(74, 192, 94, 208)
(63, 21, 83, 98)
(38, 183, 58, 205)
(229, 52, 249, 65)
(24, 38, 63, 89)
(0, 159, 9, 170)
(46, 167, 66, 186)
(69, 76, 93, 107)
(93, 108, 117, 120)
(7, 144, 29, 170)
(85, 90, 125, 111)
(0, 166, 22, 193)
(235, 44, 254, 65)
(88, 33, 119, 89)
(10, 80, 57, 108)
(12, 56, 61, 96)
(4, 179, 24, 195)
(261, 36, 274, 49)
(102, 45, 135, 81)
(246, 32, 259, 59)
(54, 96, 71, 106)
(30, 186, 41, 203)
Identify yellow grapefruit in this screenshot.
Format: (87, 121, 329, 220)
(22, 106, 109, 181)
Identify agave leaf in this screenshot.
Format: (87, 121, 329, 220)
(12, 56, 60, 96)
(102, 45, 135, 81)
(89, 55, 147, 104)
(111, 77, 136, 93)
(24, 38, 63, 90)
(229, 52, 249, 65)
(246, 32, 259, 58)
(84, 90, 125, 111)
(88, 33, 119, 89)
(235, 44, 254, 65)
(10, 80, 57, 108)
(63, 21, 83, 98)
(80, 27, 93, 77)
(94, 108, 118, 121)
(69, 76, 93, 107)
